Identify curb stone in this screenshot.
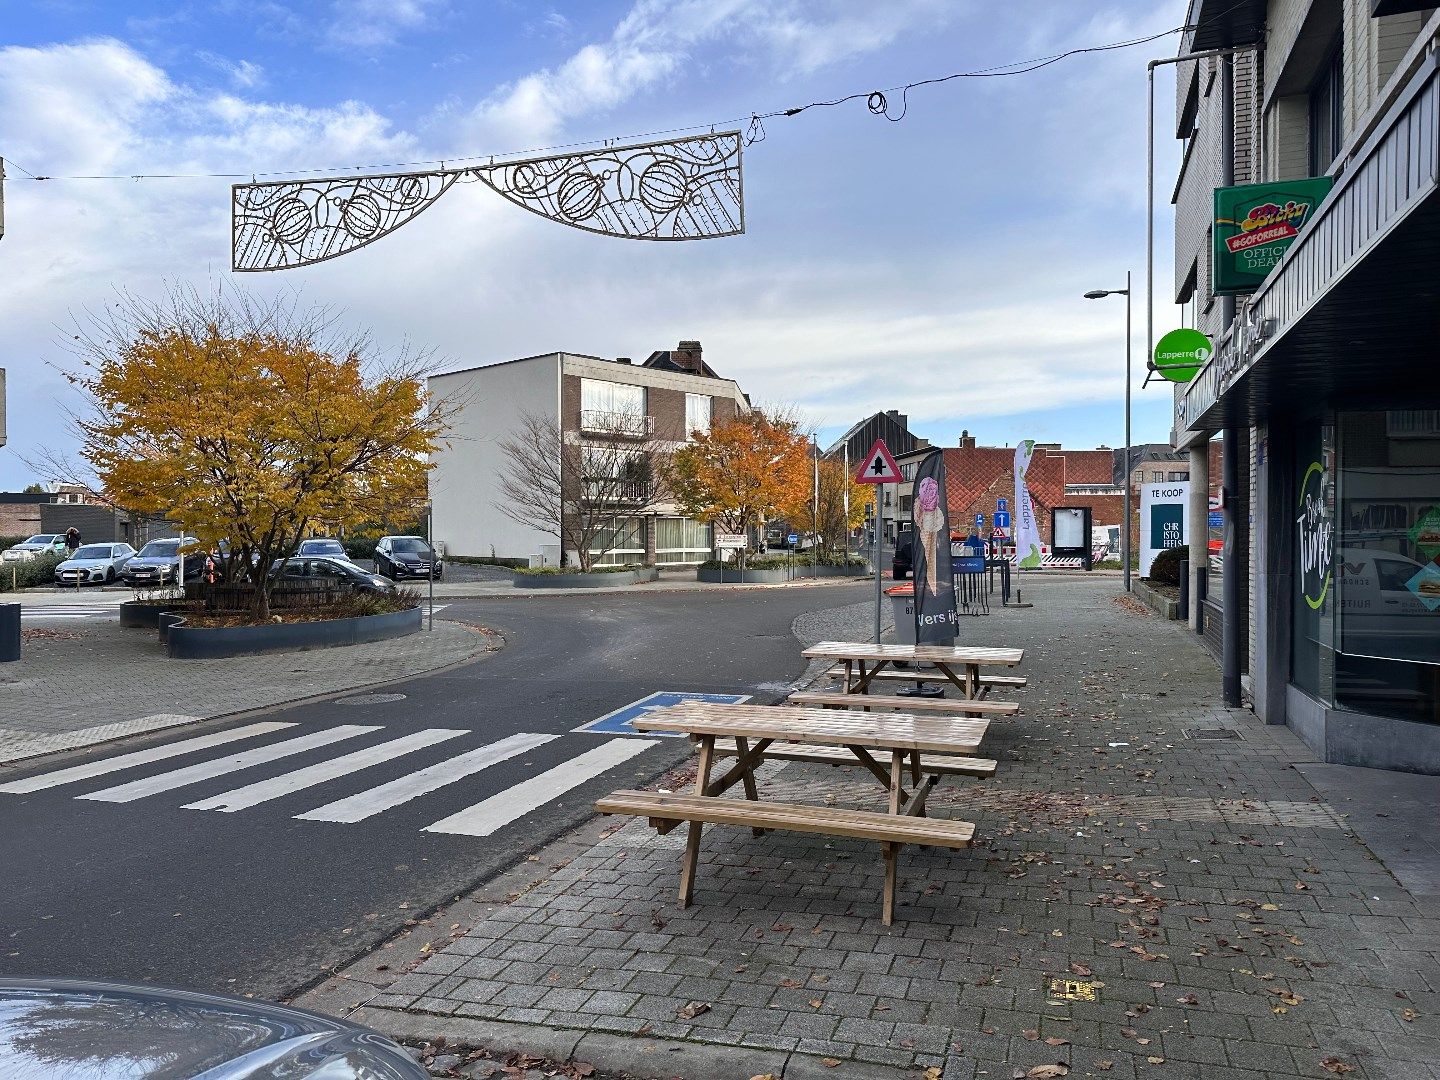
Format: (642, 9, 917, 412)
(358, 1006, 925, 1080)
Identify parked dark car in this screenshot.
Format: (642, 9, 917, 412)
(271, 556, 395, 595)
(374, 535, 442, 580)
(892, 533, 913, 579)
(122, 537, 204, 587)
(0, 977, 427, 1079)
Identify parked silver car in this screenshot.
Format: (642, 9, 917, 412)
(0, 977, 427, 1079)
(1, 534, 67, 564)
(122, 537, 202, 587)
(54, 542, 137, 585)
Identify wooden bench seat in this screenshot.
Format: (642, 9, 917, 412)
(597, 790, 976, 847)
(789, 690, 1018, 717)
(824, 666, 1028, 695)
(596, 789, 977, 923)
(715, 739, 997, 777)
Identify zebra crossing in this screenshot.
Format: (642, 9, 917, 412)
(19, 602, 120, 621)
(0, 721, 653, 837)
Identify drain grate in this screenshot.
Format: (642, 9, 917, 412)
(1183, 727, 1241, 740)
(335, 692, 407, 705)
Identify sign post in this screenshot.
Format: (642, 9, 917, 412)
(855, 438, 903, 643)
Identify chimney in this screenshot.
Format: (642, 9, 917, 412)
(958, 429, 976, 450)
(886, 409, 908, 427)
(673, 340, 703, 374)
(615, 356, 632, 365)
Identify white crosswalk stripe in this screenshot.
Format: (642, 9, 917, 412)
(3, 723, 654, 838)
(79, 725, 381, 803)
(0, 722, 297, 794)
(182, 728, 468, 813)
(295, 732, 558, 824)
(423, 738, 650, 837)
(20, 606, 115, 619)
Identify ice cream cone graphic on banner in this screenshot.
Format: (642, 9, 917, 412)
(1014, 440, 1043, 568)
(910, 450, 957, 645)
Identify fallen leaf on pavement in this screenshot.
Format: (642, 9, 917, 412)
(1045, 1037, 1070, 1047)
(1402, 1008, 1419, 1021)
(923, 1069, 942, 1080)
(820, 1058, 841, 1068)
(676, 1001, 710, 1019)
(1094, 1062, 1114, 1072)
(1320, 1060, 1355, 1075)
(1027, 1066, 1069, 1078)
(1068, 963, 1092, 976)
(1022, 1029, 1040, 1041)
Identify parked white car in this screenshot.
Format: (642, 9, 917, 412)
(54, 543, 138, 586)
(1, 534, 67, 563)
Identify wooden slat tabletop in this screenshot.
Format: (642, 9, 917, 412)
(802, 641, 1024, 665)
(632, 703, 989, 753)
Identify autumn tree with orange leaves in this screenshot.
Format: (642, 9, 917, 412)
(63, 286, 455, 621)
(667, 410, 811, 567)
(782, 458, 871, 556)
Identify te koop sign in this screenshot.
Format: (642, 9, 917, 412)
(1140, 482, 1191, 577)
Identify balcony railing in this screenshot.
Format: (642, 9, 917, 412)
(579, 409, 654, 437)
(581, 478, 652, 504)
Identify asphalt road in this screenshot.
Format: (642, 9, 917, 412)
(0, 584, 867, 1000)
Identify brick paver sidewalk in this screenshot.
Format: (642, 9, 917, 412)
(308, 578, 1440, 1079)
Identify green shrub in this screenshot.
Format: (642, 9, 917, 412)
(698, 554, 867, 571)
(0, 552, 64, 591)
(1147, 546, 1188, 586)
(0, 535, 30, 554)
(342, 535, 379, 561)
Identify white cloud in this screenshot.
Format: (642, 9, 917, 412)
(197, 51, 266, 90)
(324, 0, 446, 50)
(457, 0, 952, 149)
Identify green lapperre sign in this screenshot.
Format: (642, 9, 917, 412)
(1213, 177, 1334, 294)
(1153, 328, 1212, 383)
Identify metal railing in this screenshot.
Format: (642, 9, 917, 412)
(579, 410, 654, 437)
(581, 478, 652, 504)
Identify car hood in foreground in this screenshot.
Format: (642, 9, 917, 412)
(55, 558, 115, 570)
(0, 979, 424, 1080)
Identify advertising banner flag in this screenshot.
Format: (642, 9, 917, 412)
(1014, 441, 1044, 568)
(910, 450, 958, 645)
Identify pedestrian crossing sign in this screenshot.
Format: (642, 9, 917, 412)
(855, 439, 902, 485)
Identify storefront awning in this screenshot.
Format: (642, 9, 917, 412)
(1175, 50, 1440, 438)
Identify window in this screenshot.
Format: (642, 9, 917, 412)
(1150, 471, 1164, 483)
(1308, 37, 1343, 175)
(655, 517, 710, 565)
(901, 462, 917, 480)
(588, 515, 645, 566)
(685, 394, 711, 439)
(1167, 471, 1188, 482)
(580, 379, 649, 435)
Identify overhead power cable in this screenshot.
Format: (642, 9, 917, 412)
(8, 5, 1245, 185)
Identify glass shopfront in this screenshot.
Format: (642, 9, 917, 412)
(1292, 410, 1440, 723)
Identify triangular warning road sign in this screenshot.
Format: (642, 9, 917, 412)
(855, 438, 903, 484)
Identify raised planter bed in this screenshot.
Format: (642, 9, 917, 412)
(511, 567, 658, 589)
(1133, 578, 1180, 619)
(164, 605, 422, 659)
(119, 599, 186, 628)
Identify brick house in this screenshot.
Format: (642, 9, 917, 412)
(895, 432, 1124, 544)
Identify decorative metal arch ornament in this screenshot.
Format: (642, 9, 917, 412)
(231, 131, 744, 272)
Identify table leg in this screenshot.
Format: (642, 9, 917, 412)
(936, 662, 969, 698)
(852, 659, 891, 695)
(909, 749, 922, 788)
(882, 750, 903, 926)
(735, 736, 765, 837)
(679, 735, 714, 908)
(966, 663, 977, 700)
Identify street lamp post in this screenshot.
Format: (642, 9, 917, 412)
(1084, 272, 1133, 592)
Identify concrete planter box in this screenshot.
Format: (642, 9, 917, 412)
(164, 605, 422, 659)
(119, 600, 185, 628)
(695, 565, 868, 584)
(1133, 578, 1180, 619)
(512, 567, 658, 589)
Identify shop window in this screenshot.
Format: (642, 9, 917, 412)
(1291, 419, 1336, 702)
(1330, 412, 1440, 722)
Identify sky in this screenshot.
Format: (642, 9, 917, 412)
(0, 0, 1193, 489)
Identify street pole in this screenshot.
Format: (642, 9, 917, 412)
(1124, 269, 1133, 593)
(427, 505, 434, 632)
(873, 484, 883, 643)
(812, 437, 819, 572)
(843, 443, 850, 565)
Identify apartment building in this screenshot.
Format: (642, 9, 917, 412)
(428, 341, 749, 566)
(1169, 0, 1440, 770)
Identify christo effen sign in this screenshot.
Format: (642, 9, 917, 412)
(1213, 177, 1334, 295)
(1139, 481, 1190, 577)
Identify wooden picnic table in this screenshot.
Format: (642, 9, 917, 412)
(803, 641, 1023, 699)
(597, 702, 983, 924)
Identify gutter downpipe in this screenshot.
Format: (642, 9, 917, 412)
(1147, 43, 1254, 707)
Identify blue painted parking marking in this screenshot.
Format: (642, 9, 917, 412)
(573, 692, 753, 737)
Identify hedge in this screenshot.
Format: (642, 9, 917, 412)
(513, 563, 645, 576)
(0, 552, 63, 591)
(1147, 545, 1188, 586)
